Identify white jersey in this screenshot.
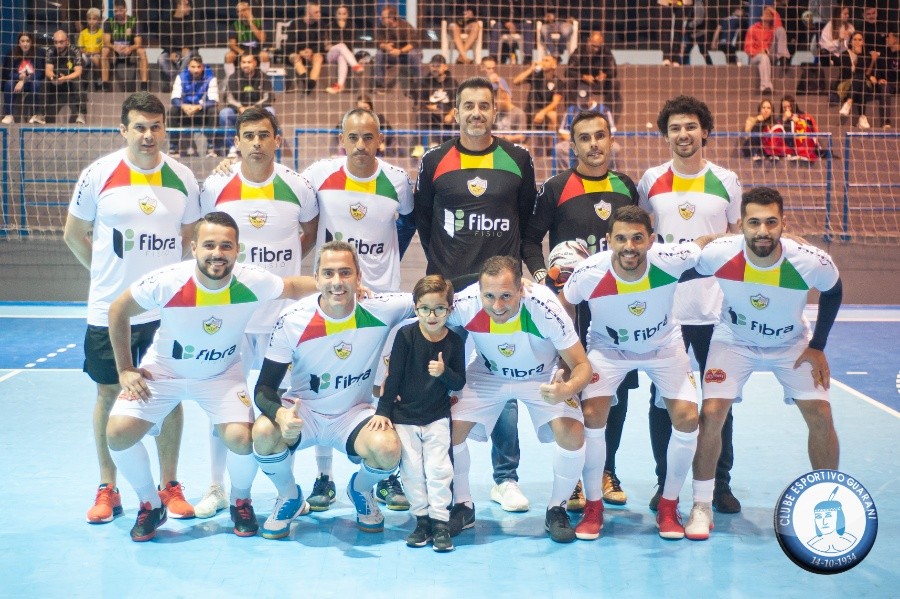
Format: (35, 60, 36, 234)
(638, 160, 741, 325)
(301, 157, 413, 292)
(563, 243, 701, 353)
(68, 149, 201, 326)
(447, 283, 579, 381)
(130, 261, 285, 379)
(696, 236, 840, 348)
(266, 293, 415, 414)
(200, 163, 318, 333)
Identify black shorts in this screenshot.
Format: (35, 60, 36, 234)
(83, 321, 160, 385)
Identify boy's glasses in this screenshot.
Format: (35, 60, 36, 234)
(415, 306, 449, 317)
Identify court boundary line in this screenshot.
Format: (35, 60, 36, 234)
(0, 370, 22, 383)
(831, 378, 900, 419)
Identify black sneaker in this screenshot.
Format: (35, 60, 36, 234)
(130, 502, 167, 542)
(713, 484, 742, 514)
(230, 498, 259, 537)
(448, 502, 475, 537)
(649, 486, 663, 512)
(431, 520, 454, 552)
(375, 474, 410, 511)
(545, 506, 576, 543)
(406, 515, 432, 547)
(308, 474, 337, 512)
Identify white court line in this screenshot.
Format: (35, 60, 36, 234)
(832, 378, 900, 419)
(0, 370, 22, 383)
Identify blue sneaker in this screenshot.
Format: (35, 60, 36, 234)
(347, 472, 384, 532)
(261, 485, 309, 540)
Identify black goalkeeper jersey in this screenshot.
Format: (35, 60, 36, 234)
(414, 137, 536, 278)
(522, 168, 638, 275)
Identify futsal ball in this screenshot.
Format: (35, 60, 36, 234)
(547, 240, 589, 290)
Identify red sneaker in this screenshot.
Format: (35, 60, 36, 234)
(86, 484, 123, 523)
(158, 481, 195, 519)
(656, 497, 685, 539)
(351, 64, 364, 73)
(574, 500, 604, 540)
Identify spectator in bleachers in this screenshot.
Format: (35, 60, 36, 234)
(513, 54, 567, 130)
(858, 6, 888, 58)
(870, 30, 898, 129)
(287, 1, 325, 94)
(777, 94, 821, 161)
(819, 5, 854, 66)
(744, 6, 791, 95)
(63, 0, 99, 34)
(374, 6, 424, 96)
(2, 32, 43, 125)
(742, 98, 778, 162)
(493, 89, 527, 145)
(711, 4, 746, 64)
(479, 55, 511, 100)
(224, 1, 270, 78)
(169, 55, 219, 157)
(498, 20, 522, 64)
(448, 7, 481, 64)
(539, 10, 573, 60)
(36, 30, 85, 125)
(219, 53, 274, 157)
(324, 4, 364, 95)
(680, 1, 715, 65)
(415, 54, 457, 142)
(658, 0, 689, 66)
(100, 0, 149, 91)
(77, 7, 103, 89)
(566, 31, 622, 117)
(837, 31, 873, 128)
(157, 0, 198, 93)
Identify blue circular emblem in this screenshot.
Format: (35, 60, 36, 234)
(775, 470, 877, 574)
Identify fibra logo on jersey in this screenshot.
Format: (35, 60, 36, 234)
(238, 242, 293, 266)
(309, 369, 371, 393)
(443, 209, 509, 238)
(775, 469, 877, 574)
(481, 352, 544, 378)
(606, 315, 668, 345)
(171, 340, 236, 361)
(112, 228, 177, 259)
(727, 307, 794, 338)
(324, 230, 384, 256)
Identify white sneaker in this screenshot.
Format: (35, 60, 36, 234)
(194, 483, 228, 519)
(1, 115, 13, 124)
(75, 114, 86, 124)
(839, 100, 852, 116)
(29, 114, 45, 124)
(490, 480, 530, 512)
(685, 502, 714, 541)
(857, 115, 870, 129)
(261, 485, 310, 540)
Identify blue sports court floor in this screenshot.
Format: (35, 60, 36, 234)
(0, 304, 897, 598)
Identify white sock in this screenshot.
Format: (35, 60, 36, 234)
(209, 427, 228, 487)
(110, 443, 161, 508)
(255, 449, 298, 499)
(549, 443, 586, 507)
(581, 427, 606, 501)
(354, 461, 393, 493)
(315, 445, 333, 478)
(662, 427, 699, 501)
(227, 451, 258, 504)
(452, 442, 472, 505)
(692, 478, 715, 504)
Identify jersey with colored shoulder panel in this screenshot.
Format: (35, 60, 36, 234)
(696, 236, 840, 348)
(563, 243, 701, 353)
(266, 293, 415, 414)
(637, 160, 741, 325)
(200, 163, 318, 333)
(447, 282, 579, 381)
(68, 149, 201, 327)
(130, 261, 285, 379)
(523, 168, 638, 274)
(414, 137, 537, 278)
(301, 157, 412, 292)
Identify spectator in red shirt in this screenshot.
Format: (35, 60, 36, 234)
(744, 6, 790, 95)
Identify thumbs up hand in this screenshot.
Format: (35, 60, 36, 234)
(276, 400, 304, 442)
(428, 351, 445, 378)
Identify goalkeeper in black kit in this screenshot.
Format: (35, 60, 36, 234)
(521, 109, 639, 524)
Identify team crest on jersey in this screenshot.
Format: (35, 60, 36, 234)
(594, 200, 612, 220)
(750, 294, 770, 310)
(467, 177, 488, 197)
(564, 397, 579, 408)
(498, 343, 515, 357)
(249, 210, 268, 229)
(334, 342, 352, 359)
(350, 203, 367, 220)
(236, 390, 251, 407)
(678, 202, 696, 220)
(203, 317, 223, 335)
(628, 301, 647, 316)
(139, 196, 157, 215)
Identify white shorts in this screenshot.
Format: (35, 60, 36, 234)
(702, 336, 830, 404)
(452, 369, 583, 443)
(280, 398, 374, 458)
(241, 332, 269, 373)
(583, 340, 698, 408)
(110, 362, 254, 435)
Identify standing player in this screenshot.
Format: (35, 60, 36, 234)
(64, 92, 200, 525)
(194, 107, 319, 518)
(415, 77, 537, 513)
(446, 256, 590, 543)
(105, 212, 320, 541)
(637, 95, 743, 514)
(251, 241, 415, 538)
(298, 106, 415, 512)
(562, 206, 717, 540)
(686, 187, 842, 540)
(521, 109, 639, 511)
